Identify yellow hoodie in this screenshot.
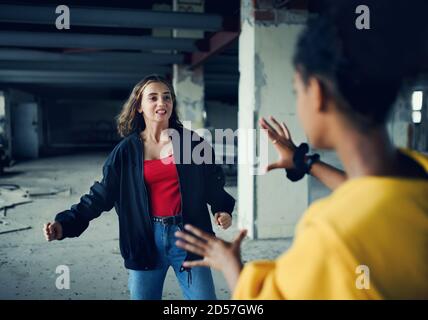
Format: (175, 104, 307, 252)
(233, 150, 428, 299)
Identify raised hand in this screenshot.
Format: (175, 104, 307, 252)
(259, 116, 297, 171)
(175, 224, 246, 270)
(175, 224, 247, 291)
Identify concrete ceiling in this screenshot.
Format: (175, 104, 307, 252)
(0, 0, 240, 103)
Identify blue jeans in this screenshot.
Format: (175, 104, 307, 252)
(128, 221, 217, 300)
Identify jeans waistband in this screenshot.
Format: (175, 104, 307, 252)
(151, 215, 183, 225)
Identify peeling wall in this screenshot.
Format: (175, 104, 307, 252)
(389, 93, 413, 149)
(238, 4, 308, 239)
(254, 21, 307, 239)
(172, 0, 205, 130)
(173, 65, 205, 129)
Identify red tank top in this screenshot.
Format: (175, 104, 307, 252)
(143, 154, 182, 216)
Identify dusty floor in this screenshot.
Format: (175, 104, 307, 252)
(0, 152, 292, 300)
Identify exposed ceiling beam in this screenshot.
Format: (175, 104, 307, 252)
(0, 70, 238, 88)
(0, 4, 224, 31)
(0, 70, 161, 87)
(0, 61, 171, 73)
(10, 85, 129, 100)
(0, 31, 198, 51)
(0, 49, 185, 65)
(189, 31, 239, 69)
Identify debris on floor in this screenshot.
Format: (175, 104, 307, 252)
(26, 187, 72, 197)
(0, 218, 31, 234)
(0, 184, 33, 216)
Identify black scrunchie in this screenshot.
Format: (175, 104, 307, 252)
(286, 143, 320, 182)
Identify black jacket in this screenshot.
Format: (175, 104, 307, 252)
(55, 128, 235, 270)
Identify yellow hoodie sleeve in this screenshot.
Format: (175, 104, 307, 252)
(233, 221, 377, 300)
(400, 149, 428, 171)
(232, 260, 283, 299)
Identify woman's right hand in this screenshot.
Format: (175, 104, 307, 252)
(43, 221, 63, 241)
(259, 116, 297, 172)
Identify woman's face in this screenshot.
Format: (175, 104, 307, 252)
(294, 71, 329, 149)
(138, 81, 173, 124)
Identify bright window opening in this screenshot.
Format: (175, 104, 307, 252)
(412, 91, 423, 111)
(412, 111, 422, 124)
(0, 92, 5, 119)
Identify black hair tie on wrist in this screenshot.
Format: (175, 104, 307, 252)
(286, 143, 320, 182)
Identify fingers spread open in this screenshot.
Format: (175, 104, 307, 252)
(260, 118, 278, 135)
(184, 224, 215, 242)
(270, 116, 286, 137)
(176, 240, 205, 257)
(281, 122, 292, 140)
(175, 230, 208, 250)
(182, 260, 209, 268)
(260, 127, 277, 142)
(234, 229, 248, 245)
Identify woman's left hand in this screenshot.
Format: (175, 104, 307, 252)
(214, 212, 232, 229)
(175, 224, 247, 290)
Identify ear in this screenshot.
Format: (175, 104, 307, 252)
(136, 101, 143, 114)
(308, 77, 328, 113)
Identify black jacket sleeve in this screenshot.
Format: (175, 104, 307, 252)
(54, 154, 119, 239)
(202, 141, 235, 216)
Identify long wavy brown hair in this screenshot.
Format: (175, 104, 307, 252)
(116, 74, 182, 137)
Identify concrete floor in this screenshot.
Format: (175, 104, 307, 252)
(0, 152, 292, 300)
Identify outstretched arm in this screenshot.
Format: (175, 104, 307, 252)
(260, 117, 347, 190)
(44, 161, 119, 241)
(309, 160, 347, 190)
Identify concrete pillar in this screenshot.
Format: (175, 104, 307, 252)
(172, 0, 205, 130)
(238, 1, 308, 239)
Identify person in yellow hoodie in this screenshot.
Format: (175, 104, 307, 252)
(175, 0, 428, 299)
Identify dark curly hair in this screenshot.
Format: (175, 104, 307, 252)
(293, 0, 428, 130)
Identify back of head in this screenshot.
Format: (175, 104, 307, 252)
(294, 0, 428, 129)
